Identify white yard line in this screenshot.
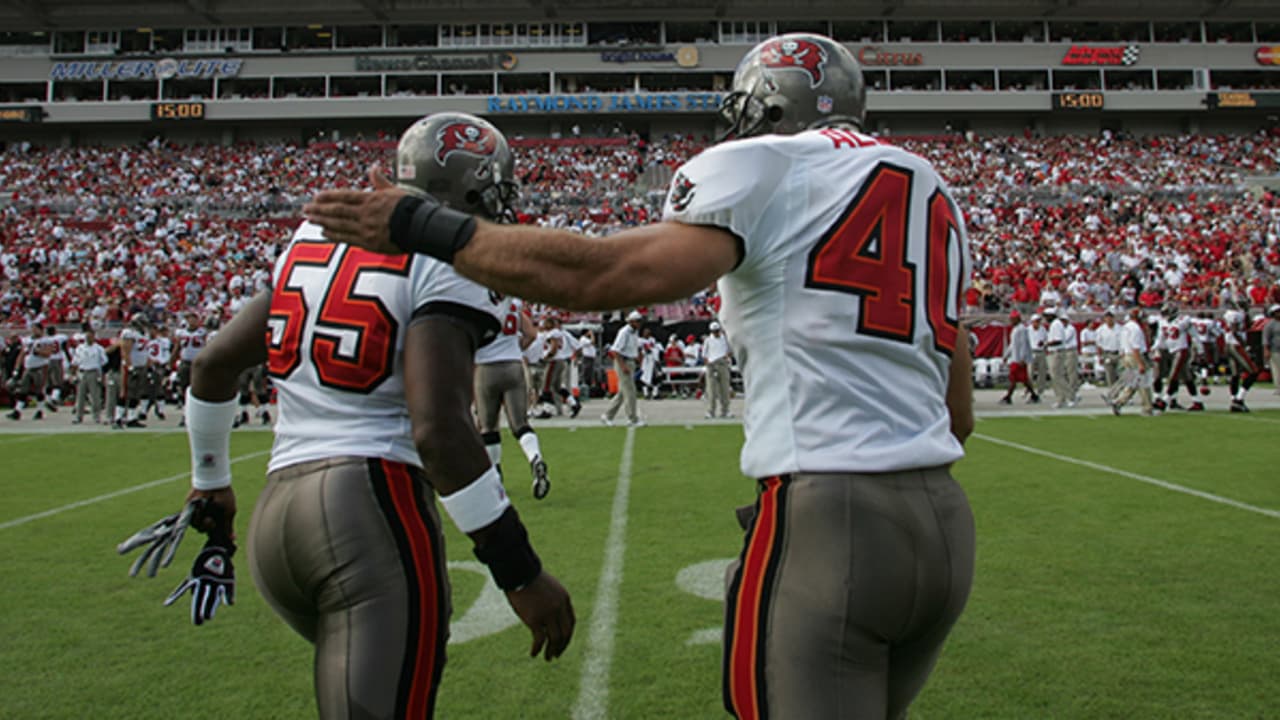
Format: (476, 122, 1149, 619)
(0, 434, 47, 445)
(0, 450, 271, 531)
(572, 426, 636, 720)
(973, 434, 1280, 520)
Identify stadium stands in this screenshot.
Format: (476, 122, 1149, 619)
(3, 129, 1280, 329)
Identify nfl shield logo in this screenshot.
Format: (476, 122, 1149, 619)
(817, 95, 834, 114)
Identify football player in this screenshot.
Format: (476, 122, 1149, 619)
(174, 312, 207, 403)
(7, 325, 54, 421)
(159, 112, 573, 718)
(119, 314, 152, 428)
(43, 325, 69, 411)
(1221, 307, 1260, 412)
(145, 324, 175, 420)
(307, 34, 973, 719)
(475, 295, 552, 498)
(1153, 302, 1203, 411)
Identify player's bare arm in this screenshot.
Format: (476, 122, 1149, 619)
(946, 330, 975, 445)
(304, 171, 740, 310)
(456, 220, 738, 311)
(403, 315, 575, 661)
(183, 290, 272, 533)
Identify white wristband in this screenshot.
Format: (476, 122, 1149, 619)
(186, 388, 238, 491)
(439, 466, 510, 534)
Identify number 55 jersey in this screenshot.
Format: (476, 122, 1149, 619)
(266, 221, 501, 473)
(663, 128, 971, 478)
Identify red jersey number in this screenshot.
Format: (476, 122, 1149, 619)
(806, 162, 964, 355)
(267, 242, 412, 393)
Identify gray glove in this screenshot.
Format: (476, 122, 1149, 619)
(116, 500, 201, 578)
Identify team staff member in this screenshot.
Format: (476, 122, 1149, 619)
(702, 322, 733, 418)
(1028, 313, 1048, 397)
(1111, 307, 1156, 416)
(602, 311, 644, 426)
(1095, 309, 1123, 402)
(144, 113, 573, 719)
(1000, 310, 1038, 405)
(306, 33, 974, 719)
(72, 325, 109, 425)
(1045, 307, 1074, 409)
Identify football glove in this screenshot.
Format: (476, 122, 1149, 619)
(164, 538, 236, 626)
(116, 499, 202, 578)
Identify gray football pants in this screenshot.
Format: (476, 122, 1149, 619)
(249, 456, 450, 719)
(475, 360, 529, 433)
(723, 470, 975, 720)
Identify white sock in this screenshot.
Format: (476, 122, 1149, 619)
(485, 442, 502, 467)
(50, 388, 62, 403)
(518, 431, 542, 464)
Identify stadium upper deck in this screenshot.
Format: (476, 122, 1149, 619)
(0, 1, 1278, 141)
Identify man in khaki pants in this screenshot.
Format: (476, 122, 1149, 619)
(602, 311, 643, 426)
(1111, 307, 1155, 416)
(702, 322, 733, 418)
(72, 326, 109, 424)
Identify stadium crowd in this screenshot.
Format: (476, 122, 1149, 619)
(3, 128, 1280, 332)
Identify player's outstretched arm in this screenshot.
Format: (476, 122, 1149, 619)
(404, 315, 574, 661)
(455, 220, 738, 311)
(303, 168, 739, 311)
(946, 330, 975, 446)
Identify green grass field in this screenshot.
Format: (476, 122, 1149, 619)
(2, 412, 1278, 719)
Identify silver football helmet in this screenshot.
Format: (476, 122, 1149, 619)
(394, 112, 518, 221)
(718, 33, 866, 141)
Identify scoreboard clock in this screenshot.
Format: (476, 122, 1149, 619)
(1052, 92, 1105, 110)
(150, 101, 206, 120)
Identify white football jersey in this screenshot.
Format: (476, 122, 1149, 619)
(1156, 316, 1191, 353)
(21, 336, 50, 369)
(121, 329, 150, 368)
(147, 337, 172, 366)
(1221, 311, 1246, 347)
(48, 333, 68, 363)
(266, 222, 501, 473)
(176, 327, 208, 362)
(476, 296, 524, 365)
(551, 328, 576, 361)
(663, 128, 970, 477)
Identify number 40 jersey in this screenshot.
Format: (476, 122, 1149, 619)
(663, 128, 972, 478)
(265, 221, 501, 473)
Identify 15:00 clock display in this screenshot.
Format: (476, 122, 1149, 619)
(150, 101, 206, 120)
(1052, 92, 1105, 110)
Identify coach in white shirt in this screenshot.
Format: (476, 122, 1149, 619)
(1111, 307, 1155, 415)
(1095, 310, 1123, 401)
(602, 311, 643, 426)
(72, 327, 108, 424)
(702, 322, 733, 418)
